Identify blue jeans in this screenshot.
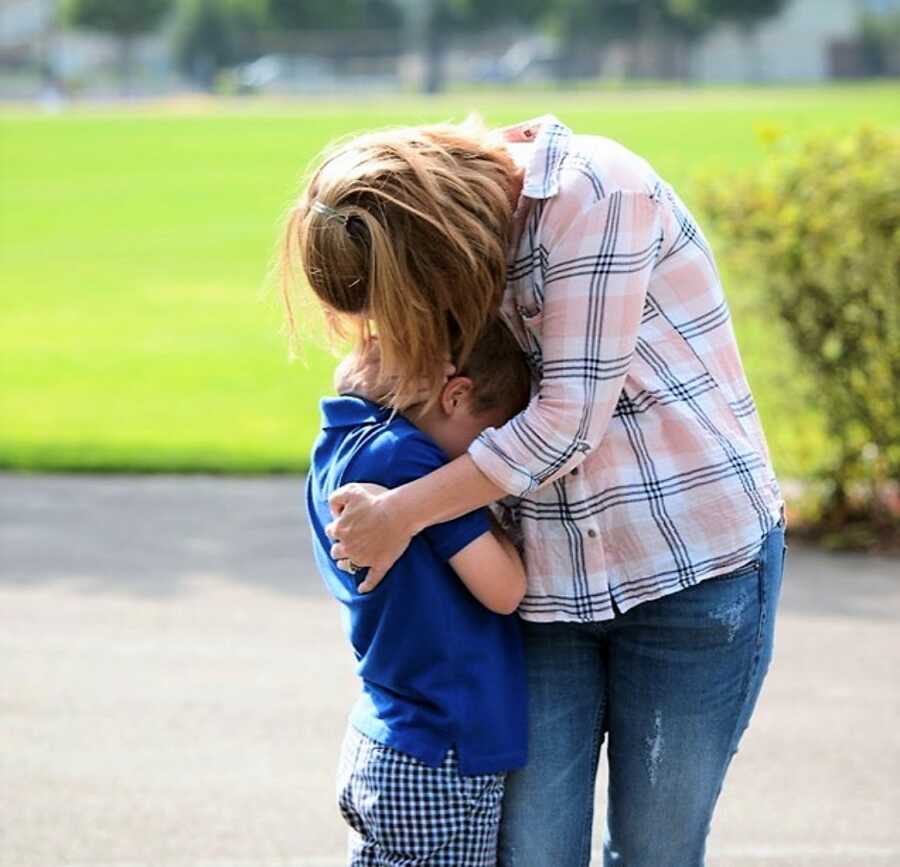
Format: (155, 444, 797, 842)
(498, 518, 787, 867)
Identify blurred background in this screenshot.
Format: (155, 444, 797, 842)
(1, 1, 898, 865)
(3, 0, 900, 99)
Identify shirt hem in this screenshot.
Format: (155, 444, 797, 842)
(457, 749, 528, 776)
(349, 714, 451, 767)
(349, 714, 527, 775)
(515, 499, 784, 624)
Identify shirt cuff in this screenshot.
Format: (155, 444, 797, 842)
(468, 429, 536, 498)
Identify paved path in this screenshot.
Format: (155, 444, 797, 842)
(1, 474, 898, 867)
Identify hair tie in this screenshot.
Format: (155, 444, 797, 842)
(311, 199, 349, 225)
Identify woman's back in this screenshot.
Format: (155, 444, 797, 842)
(482, 115, 783, 622)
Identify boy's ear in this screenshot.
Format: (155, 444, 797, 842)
(440, 377, 474, 415)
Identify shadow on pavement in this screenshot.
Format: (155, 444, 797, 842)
(0, 473, 317, 597)
(2, 473, 898, 618)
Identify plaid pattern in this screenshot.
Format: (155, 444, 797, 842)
(469, 113, 784, 623)
(336, 723, 506, 866)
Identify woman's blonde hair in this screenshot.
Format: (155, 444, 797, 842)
(277, 111, 520, 410)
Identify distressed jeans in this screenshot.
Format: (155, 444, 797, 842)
(498, 517, 787, 867)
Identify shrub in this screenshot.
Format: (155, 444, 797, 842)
(695, 126, 900, 542)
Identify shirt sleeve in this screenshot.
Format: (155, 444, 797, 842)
(388, 432, 493, 562)
(468, 188, 664, 497)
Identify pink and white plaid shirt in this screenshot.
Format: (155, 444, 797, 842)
(468, 113, 784, 623)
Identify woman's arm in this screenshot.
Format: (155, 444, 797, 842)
(468, 188, 664, 497)
(329, 185, 664, 591)
(327, 454, 505, 591)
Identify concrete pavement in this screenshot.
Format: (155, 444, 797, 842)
(1, 473, 898, 866)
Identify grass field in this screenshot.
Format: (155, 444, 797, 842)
(2, 83, 899, 475)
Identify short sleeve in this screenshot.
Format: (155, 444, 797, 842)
(387, 431, 492, 563)
(424, 507, 492, 562)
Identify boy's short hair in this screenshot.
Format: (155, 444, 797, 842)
(456, 317, 532, 420)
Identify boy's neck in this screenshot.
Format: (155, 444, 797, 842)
(400, 401, 442, 442)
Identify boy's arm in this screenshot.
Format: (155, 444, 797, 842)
(448, 515, 526, 615)
(342, 432, 526, 613)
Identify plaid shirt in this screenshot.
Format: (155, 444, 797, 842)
(469, 113, 784, 623)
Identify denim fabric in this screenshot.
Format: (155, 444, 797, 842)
(497, 519, 787, 867)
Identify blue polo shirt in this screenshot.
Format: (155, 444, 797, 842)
(305, 395, 528, 775)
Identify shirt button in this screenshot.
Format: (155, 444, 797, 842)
(587, 529, 597, 538)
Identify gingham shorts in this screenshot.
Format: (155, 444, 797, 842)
(336, 722, 506, 866)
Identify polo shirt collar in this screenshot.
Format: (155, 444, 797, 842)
(320, 394, 391, 430)
(499, 112, 573, 200)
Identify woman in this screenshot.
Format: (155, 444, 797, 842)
(279, 112, 787, 866)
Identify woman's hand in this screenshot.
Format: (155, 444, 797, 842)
(326, 454, 509, 592)
(325, 482, 413, 592)
(334, 336, 455, 409)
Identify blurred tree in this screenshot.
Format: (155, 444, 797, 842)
(420, 0, 454, 94)
(447, 0, 546, 30)
(62, 0, 174, 94)
(702, 0, 788, 80)
(666, 0, 715, 78)
(407, 0, 546, 94)
(543, 0, 711, 79)
(702, 0, 786, 30)
(861, 8, 900, 76)
(406, 0, 709, 92)
(172, 0, 267, 89)
(267, 0, 403, 31)
(536, 0, 787, 81)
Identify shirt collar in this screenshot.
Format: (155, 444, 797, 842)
(499, 113, 573, 200)
(320, 394, 392, 430)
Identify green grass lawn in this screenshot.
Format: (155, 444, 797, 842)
(2, 83, 899, 475)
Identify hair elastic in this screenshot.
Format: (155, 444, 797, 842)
(311, 199, 349, 224)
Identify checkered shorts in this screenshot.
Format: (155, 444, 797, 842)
(336, 722, 506, 866)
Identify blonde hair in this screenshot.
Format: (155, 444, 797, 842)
(277, 112, 520, 410)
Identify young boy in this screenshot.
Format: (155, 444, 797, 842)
(306, 318, 533, 866)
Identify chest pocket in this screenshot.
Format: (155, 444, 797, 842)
(510, 302, 544, 380)
(506, 216, 547, 364)
(511, 269, 545, 371)
(515, 266, 544, 321)
(502, 267, 544, 369)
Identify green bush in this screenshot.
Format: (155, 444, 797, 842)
(696, 126, 900, 539)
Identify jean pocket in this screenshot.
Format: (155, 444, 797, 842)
(706, 557, 762, 583)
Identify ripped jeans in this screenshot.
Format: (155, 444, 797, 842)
(498, 517, 787, 867)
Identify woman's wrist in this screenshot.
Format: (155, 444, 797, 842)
(383, 484, 423, 539)
(382, 453, 508, 541)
